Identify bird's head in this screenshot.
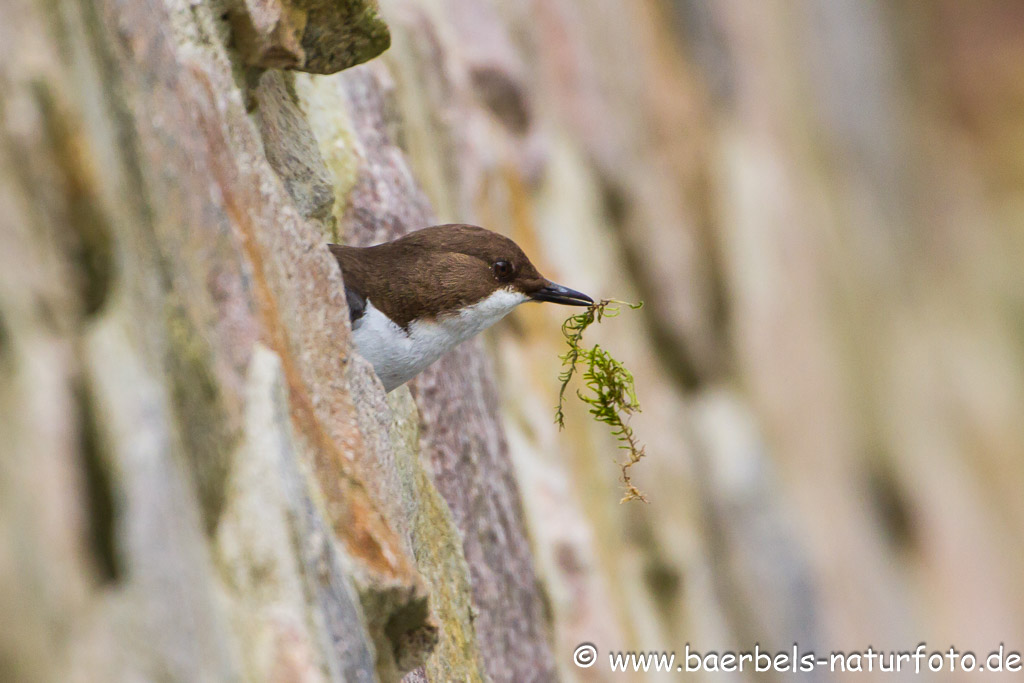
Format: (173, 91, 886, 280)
(392, 224, 593, 313)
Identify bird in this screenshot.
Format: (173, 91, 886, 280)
(329, 224, 593, 392)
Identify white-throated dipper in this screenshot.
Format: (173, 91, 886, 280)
(330, 224, 593, 392)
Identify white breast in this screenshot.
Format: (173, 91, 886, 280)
(351, 288, 527, 392)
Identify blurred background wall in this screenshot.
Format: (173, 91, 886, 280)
(2, 0, 1023, 680)
(383, 0, 1024, 671)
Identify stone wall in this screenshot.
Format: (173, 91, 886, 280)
(4, 0, 1024, 682)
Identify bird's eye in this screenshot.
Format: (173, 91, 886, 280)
(493, 260, 514, 281)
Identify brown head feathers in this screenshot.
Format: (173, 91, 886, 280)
(330, 224, 550, 330)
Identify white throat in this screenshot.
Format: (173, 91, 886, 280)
(351, 288, 527, 392)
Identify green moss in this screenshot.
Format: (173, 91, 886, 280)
(556, 299, 649, 503)
(165, 300, 238, 533)
(385, 390, 487, 682)
(297, 0, 391, 74)
(293, 73, 360, 243)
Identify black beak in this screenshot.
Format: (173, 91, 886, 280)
(530, 281, 594, 306)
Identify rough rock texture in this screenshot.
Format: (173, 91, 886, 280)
(230, 0, 391, 72)
(4, 0, 1024, 682)
(0, 0, 442, 678)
